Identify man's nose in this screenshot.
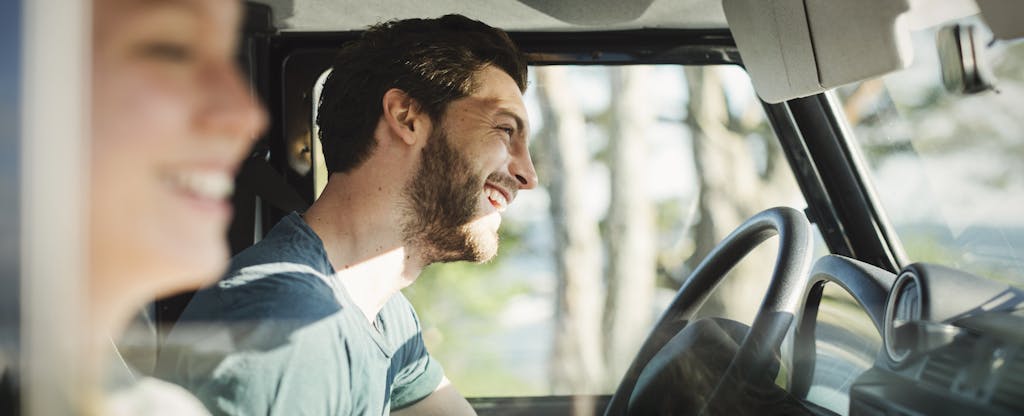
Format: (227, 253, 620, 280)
(509, 147, 538, 190)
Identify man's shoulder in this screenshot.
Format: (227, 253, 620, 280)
(158, 266, 350, 395)
(226, 213, 332, 274)
(160, 315, 358, 416)
(174, 262, 335, 327)
(163, 265, 343, 358)
(181, 212, 338, 322)
(381, 291, 419, 328)
(379, 292, 428, 355)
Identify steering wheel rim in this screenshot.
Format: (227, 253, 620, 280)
(604, 206, 813, 415)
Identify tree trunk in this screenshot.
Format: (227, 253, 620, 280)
(684, 66, 781, 322)
(535, 67, 607, 394)
(603, 67, 657, 383)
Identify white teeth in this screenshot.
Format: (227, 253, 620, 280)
(485, 187, 508, 213)
(165, 170, 234, 200)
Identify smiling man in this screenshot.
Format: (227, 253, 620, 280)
(155, 15, 535, 416)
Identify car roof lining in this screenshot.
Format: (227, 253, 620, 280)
(250, 0, 729, 32)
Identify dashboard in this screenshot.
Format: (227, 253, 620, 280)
(794, 256, 1024, 416)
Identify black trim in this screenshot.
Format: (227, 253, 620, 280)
(1, 0, 22, 413)
(268, 29, 739, 66)
(764, 95, 901, 272)
(818, 93, 908, 268)
(763, 101, 853, 259)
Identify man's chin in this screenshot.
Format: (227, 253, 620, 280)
(468, 225, 500, 263)
(432, 248, 496, 264)
(469, 241, 499, 264)
(423, 226, 499, 264)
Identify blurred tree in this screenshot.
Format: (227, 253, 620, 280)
(603, 66, 657, 383)
(682, 66, 791, 322)
(534, 66, 607, 394)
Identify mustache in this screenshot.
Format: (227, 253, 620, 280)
(485, 172, 520, 202)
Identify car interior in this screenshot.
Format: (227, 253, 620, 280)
(10, 0, 1024, 415)
(151, 0, 1023, 415)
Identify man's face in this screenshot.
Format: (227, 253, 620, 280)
(403, 66, 537, 263)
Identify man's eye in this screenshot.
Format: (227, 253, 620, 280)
(139, 42, 195, 63)
(497, 127, 515, 138)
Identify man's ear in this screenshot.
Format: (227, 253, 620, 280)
(382, 88, 428, 146)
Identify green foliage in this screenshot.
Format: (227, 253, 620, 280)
(403, 222, 539, 396)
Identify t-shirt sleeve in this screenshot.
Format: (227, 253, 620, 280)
(389, 307, 445, 410)
(160, 273, 358, 416)
(390, 352, 444, 409)
(192, 334, 356, 416)
(182, 318, 358, 416)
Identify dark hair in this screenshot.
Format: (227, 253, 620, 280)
(316, 14, 528, 173)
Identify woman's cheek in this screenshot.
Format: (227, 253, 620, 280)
(130, 74, 194, 140)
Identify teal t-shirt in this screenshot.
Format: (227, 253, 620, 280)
(156, 213, 443, 415)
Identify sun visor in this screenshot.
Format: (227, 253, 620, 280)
(723, 0, 913, 103)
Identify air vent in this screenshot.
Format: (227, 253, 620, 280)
(990, 351, 1024, 413)
(920, 345, 970, 390)
(920, 353, 959, 389)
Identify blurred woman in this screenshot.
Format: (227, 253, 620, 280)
(88, 0, 265, 413)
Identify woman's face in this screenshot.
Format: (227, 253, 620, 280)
(90, 0, 266, 304)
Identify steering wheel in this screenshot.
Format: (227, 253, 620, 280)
(603, 207, 813, 415)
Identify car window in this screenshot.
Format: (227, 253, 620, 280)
(837, 15, 1024, 288)
(311, 64, 809, 396)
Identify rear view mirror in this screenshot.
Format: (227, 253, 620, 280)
(936, 24, 997, 95)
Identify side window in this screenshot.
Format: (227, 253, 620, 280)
(311, 64, 809, 396)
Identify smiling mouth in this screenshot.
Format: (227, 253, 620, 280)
(162, 170, 235, 201)
(484, 184, 510, 213)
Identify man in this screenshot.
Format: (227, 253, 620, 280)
(156, 14, 536, 415)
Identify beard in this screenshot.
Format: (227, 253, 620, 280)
(401, 126, 500, 264)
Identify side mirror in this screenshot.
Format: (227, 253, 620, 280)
(936, 24, 997, 95)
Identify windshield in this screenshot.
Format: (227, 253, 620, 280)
(311, 64, 810, 397)
(838, 16, 1024, 288)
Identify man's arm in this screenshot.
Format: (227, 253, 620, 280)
(391, 377, 476, 416)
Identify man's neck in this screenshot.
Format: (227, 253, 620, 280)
(302, 172, 427, 323)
